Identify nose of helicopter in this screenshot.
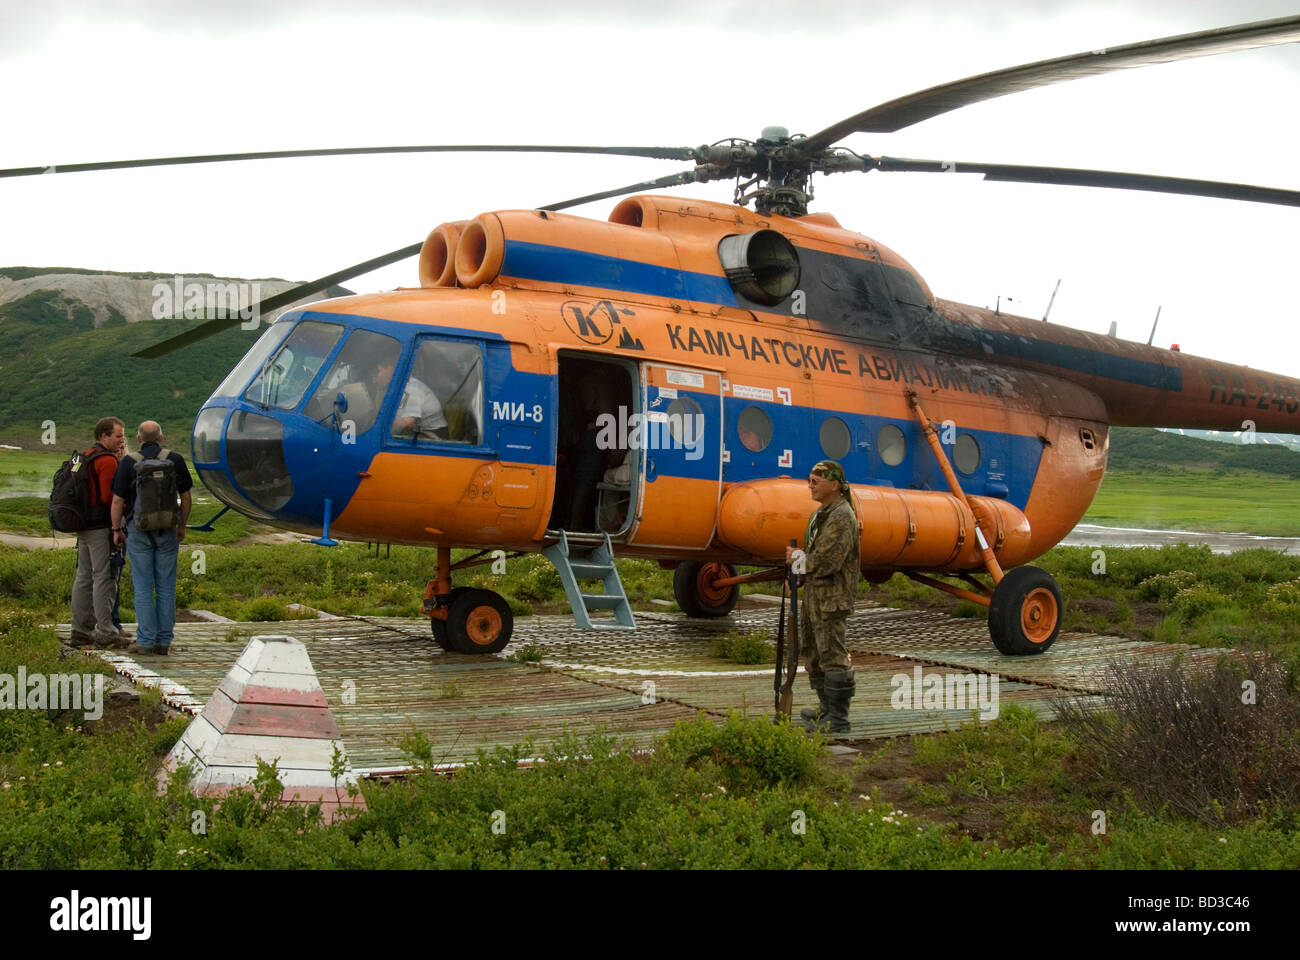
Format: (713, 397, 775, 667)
(190, 404, 368, 529)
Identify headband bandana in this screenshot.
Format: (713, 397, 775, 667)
(811, 460, 845, 483)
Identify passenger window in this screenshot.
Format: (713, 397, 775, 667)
(391, 339, 483, 444)
(737, 406, 772, 452)
(878, 424, 906, 467)
(303, 330, 402, 435)
(819, 417, 851, 459)
(954, 434, 981, 474)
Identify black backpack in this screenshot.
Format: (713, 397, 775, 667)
(48, 446, 113, 533)
(125, 449, 180, 532)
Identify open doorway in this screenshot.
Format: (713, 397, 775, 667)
(548, 353, 638, 536)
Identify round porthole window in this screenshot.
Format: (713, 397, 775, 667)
(819, 417, 851, 460)
(666, 396, 704, 447)
(954, 434, 981, 475)
(737, 406, 772, 452)
(878, 424, 906, 467)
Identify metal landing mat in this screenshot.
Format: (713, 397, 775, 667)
(57, 602, 1223, 773)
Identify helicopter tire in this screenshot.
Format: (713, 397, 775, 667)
(429, 586, 470, 652)
(673, 561, 739, 618)
(448, 588, 514, 655)
(988, 565, 1062, 656)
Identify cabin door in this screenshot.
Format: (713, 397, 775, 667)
(625, 362, 724, 550)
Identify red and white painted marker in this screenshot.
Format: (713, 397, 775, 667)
(158, 635, 365, 823)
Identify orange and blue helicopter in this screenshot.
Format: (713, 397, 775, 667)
(9, 15, 1300, 657)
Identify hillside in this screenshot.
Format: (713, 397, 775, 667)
(0, 269, 352, 446)
(1109, 426, 1300, 479)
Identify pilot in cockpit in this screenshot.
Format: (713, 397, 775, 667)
(389, 360, 449, 441)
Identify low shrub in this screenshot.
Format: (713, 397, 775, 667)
(1053, 654, 1300, 823)
(712, 629, 774, 665)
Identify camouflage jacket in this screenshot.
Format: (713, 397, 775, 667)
(802, 495, 861, 616)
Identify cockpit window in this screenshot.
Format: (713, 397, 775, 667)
(243, 320, 343, 410)
(302, 330, 402, 434)
(390, 339, 483, 445)
(210, 317, 293, 401)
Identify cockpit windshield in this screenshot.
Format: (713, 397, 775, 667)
(209, 317, 293, 401)
(243, 320, 343, 410)
(302, 329, 402, 434)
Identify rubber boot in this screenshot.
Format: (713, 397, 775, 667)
(800, 673, 827, 724)
(819, 668, 856, 735)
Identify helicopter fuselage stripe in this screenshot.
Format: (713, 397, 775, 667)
(937, 320, 1183, 391)
(503, 237, 1180, 393)
(501, 239, 736, 305)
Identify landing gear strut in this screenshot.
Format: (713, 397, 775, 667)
(426, 546, 516, 655)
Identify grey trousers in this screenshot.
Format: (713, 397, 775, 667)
(71, 527, 117, 640)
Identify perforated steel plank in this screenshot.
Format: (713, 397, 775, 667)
(58, 600, 1207, 770)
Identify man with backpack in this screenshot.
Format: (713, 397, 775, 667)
(68, 416, 128, 648)
(110, 421, 193, 656)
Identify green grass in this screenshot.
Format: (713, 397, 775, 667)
(3, 608, 1298, 868)
(1084, 467, 1300, 536)
(0, 450, 267, 544)
(0, 497, 53, 536)
(0, 450, 65, 496)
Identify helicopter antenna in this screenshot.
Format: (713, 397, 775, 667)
(1041, 278, 1061, 321)
(1147, 305, 1162, 345)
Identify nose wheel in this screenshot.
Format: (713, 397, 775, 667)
(988, 565, 1062, 655)
(429, 586, 469, 652)
(432, 588, 514, 655)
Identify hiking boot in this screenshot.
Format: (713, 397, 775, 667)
(94, 630, 130, 649)
(127, 642, 155, 656)
(155, 646, 170, 656)
(67, 631, 96, 648)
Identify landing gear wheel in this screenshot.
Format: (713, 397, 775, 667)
(430, 586, 470, 652)
(673, 561, 739, 618)
(988, 565, 1062, 655)
(448, 588, 514, 655)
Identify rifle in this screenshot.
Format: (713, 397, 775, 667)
(775, 538, 800, 720)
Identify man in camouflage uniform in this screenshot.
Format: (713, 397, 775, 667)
(785, 460, 860, 733)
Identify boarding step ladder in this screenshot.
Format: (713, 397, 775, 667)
(541, 530, 636, 630)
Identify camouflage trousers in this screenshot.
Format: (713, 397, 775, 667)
(797, 602, 852, 679)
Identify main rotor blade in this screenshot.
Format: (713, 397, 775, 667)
(541, 170, 700, 210)
(132, 169, 700, 358)
(804, 14, 1300, 148)
(1, 144, 697, 179)
(129, 242, 422, 358)
(873, 156, 1300, 207)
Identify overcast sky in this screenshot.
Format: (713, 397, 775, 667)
(2, 1, 1298, 373)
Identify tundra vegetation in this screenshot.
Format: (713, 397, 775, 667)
(2, 423, 1300, 866)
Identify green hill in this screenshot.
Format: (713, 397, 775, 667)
(0, 289, 251, 445)
(1109, 426, 1300, 479)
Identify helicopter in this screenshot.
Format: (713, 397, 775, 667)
(7, 14, 1300, 657)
